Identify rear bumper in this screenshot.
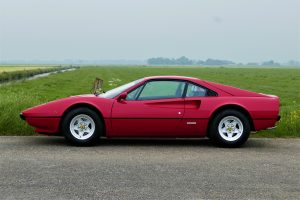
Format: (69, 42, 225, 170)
(254, 115, 280, 131)
(267, 126, 277, 130)
(266, 115, 280, 130)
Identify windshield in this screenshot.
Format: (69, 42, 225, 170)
(99, 78, 144, 99)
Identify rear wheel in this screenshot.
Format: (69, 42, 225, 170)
(209, 109, 250, 147)
(62, 107, 103, 146)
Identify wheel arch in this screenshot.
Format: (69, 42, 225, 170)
(59, 103, 106, 136)
(207, 104, 255, 135)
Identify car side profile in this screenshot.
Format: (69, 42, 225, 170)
(20, 76, 280, 147)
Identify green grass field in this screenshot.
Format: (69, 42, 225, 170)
(0, 66, 299, 137)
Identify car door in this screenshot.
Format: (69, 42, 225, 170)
(180, 82, 217, 137)
(111, 80, 186, 137)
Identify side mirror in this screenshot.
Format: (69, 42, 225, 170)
(117, 92, 127, 102)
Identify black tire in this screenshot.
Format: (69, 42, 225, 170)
(209, 109, 250, 147)
(61, 107, 103, 146)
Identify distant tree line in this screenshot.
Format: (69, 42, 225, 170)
(147, 56, 287, 66)
(147, 56, 235, 65)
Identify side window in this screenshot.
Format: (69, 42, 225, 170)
(137, 80, 185, 100)
(186, 83, 207, 97)
(126, 85, 143, 100)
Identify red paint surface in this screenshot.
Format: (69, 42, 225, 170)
(21, 76, 280, 137)
(26, 117, 60, 133)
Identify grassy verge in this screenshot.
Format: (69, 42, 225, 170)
(0, 65, 53, 72)
(0, 66, 75, 83)
(0, 66, 299, 137)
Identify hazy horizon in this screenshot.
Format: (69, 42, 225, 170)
(0, 0, 299, 63)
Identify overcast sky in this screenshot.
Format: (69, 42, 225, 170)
(0, 0, 299, 63)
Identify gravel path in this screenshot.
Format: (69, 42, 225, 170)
(0, 137, 299, 199)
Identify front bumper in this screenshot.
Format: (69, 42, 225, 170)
(20, 113, 25, 120)
(20, 112, 59, 134)
(24, 116, 60, 134)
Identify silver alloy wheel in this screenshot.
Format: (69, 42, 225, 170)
(218, 116, 244, 142)
(69, 114, 95, 140)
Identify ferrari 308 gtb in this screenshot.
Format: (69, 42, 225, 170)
(20, 76, 280, 147)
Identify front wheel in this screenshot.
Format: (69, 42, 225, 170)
(61, 107, 103, 146)
(209, 109, 250, 147)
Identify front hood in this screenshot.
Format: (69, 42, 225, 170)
(70, 94, 97, 98)
(21, 94, 108, 118)
(22, 97, 72, 117)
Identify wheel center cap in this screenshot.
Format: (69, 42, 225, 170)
(227, 127, 234, 132)
(79, 124, 86, 129)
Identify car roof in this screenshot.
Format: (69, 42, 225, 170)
(142, 76, 201, 82)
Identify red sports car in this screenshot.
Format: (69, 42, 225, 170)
(21, 76, 280, 147)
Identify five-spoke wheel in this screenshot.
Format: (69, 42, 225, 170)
(209, 109, 250, 147)
(69, 114, 96, 140)
(218, 116, 243, 142)
(62, 107, 103, 146)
